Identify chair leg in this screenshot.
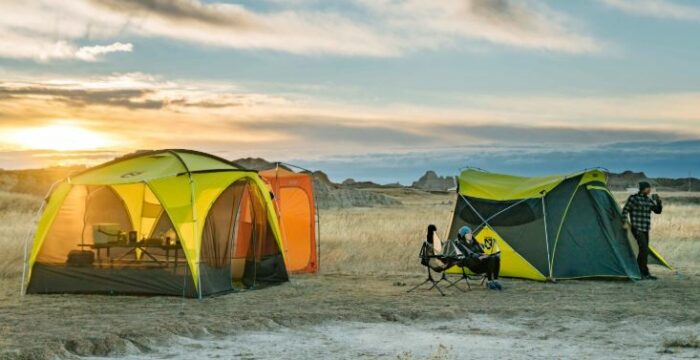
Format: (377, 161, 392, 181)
(406, 278, 431, 293)
(463, 268, 472, 291)
(407, 267, 446, 296)
(445, 268, 471, 292)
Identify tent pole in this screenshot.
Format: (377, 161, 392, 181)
(20, 180, 60, 297)
(191, 177, 202, 300)
(541, 193, 552, 280)
(273, 163, 289, 264)
(251, 186, 258, 289)
(315, 198, 320, 273)
(167, 150, 201, 299)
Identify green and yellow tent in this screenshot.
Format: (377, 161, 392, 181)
(23, 149, 288, 298)
(448, 168, 671, 280)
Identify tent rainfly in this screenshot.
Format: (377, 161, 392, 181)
(23, 149, 288, 298)
(447, 168, 671, 281)
(259, 166, 318, 273)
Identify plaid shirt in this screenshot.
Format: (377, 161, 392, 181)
(622, 193, 662, 232)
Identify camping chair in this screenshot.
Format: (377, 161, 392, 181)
(407, 237, 472, 296)
(450, 236, 495, 288)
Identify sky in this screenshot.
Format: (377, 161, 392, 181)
(0, 0, 699, 183)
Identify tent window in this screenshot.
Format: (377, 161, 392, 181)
(457, 196, 542, 227)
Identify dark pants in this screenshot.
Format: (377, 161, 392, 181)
(632, 229, 650, 276)
(467, 256, 501, 281)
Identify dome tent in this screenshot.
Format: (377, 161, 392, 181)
(23, 149, 288, 298)
(447, 168, 671, 280)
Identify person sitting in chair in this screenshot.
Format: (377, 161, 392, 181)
(456, 226, 502, 290)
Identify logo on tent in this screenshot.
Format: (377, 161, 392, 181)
(121, 171, 144, 178)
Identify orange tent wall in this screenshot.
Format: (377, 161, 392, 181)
(258, 168, 318, 273)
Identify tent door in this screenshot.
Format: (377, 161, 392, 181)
(279, 187, 313, 271)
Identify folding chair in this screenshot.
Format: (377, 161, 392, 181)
(449, 237, 491, 288)
(407, 239, 472, 296)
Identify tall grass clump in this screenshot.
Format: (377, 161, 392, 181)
(0, 191, 42, 278)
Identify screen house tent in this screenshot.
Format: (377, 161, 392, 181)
(447, 168, 671, 281)
(23, 149, 288, 298)
(259, 167, 318, 273)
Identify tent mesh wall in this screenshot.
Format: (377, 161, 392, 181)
(28, 184, 197, 296)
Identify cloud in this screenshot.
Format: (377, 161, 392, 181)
(245, 117, 434, 145)
(0, 72, 698, 168)
(359, 0, 602, 54)
(88, 0, 602, 55)
(0, 73, 289, 111)
(90, 0, 265, 29)
(0, 86, 162, 110)
(0, 30, 132, 62)
(75, 42, 133, 61)
(600, 0, 700, 21)
(0, 0, 133, 62)
(0, 0, 602, 61)
(432, 124, 688, 145)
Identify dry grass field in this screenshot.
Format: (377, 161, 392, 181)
(0, 188, 698, 359)
(320, 189, 700, 276)
(0, 191, 41, 280)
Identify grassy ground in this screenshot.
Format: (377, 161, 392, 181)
(0, 189, 698, 359)
(320, 189, 700, 276)
(0, 191, 41, 280)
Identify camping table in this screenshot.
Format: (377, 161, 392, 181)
(112, 243, 162, 265)
(78, 243, 182, 269)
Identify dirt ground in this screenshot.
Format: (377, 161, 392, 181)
(1, 269, 698, 359)
(1, 190, 699, 359)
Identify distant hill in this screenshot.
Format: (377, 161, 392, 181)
(411, 171, 456, 192)
(341, 178, 403, 189)
(1, 156, 697, 204)
(0, 166, 85, 196)
(405, 169, 699, 193)
(230, 158, 403, 208)
(607, 170, 699, 192)
(231, 157, 293, 171)
(311, 171, 402, 209)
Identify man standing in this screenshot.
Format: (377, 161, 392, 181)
(622, 181, 663, 280)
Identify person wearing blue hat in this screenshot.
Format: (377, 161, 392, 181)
(456, 226, 502, 290)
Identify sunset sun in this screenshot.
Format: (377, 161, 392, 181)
(8, 122, 114, 151)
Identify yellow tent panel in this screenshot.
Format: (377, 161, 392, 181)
(447, 226, 546, 281)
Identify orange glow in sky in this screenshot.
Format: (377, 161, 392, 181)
(4, 122, 116, 152)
